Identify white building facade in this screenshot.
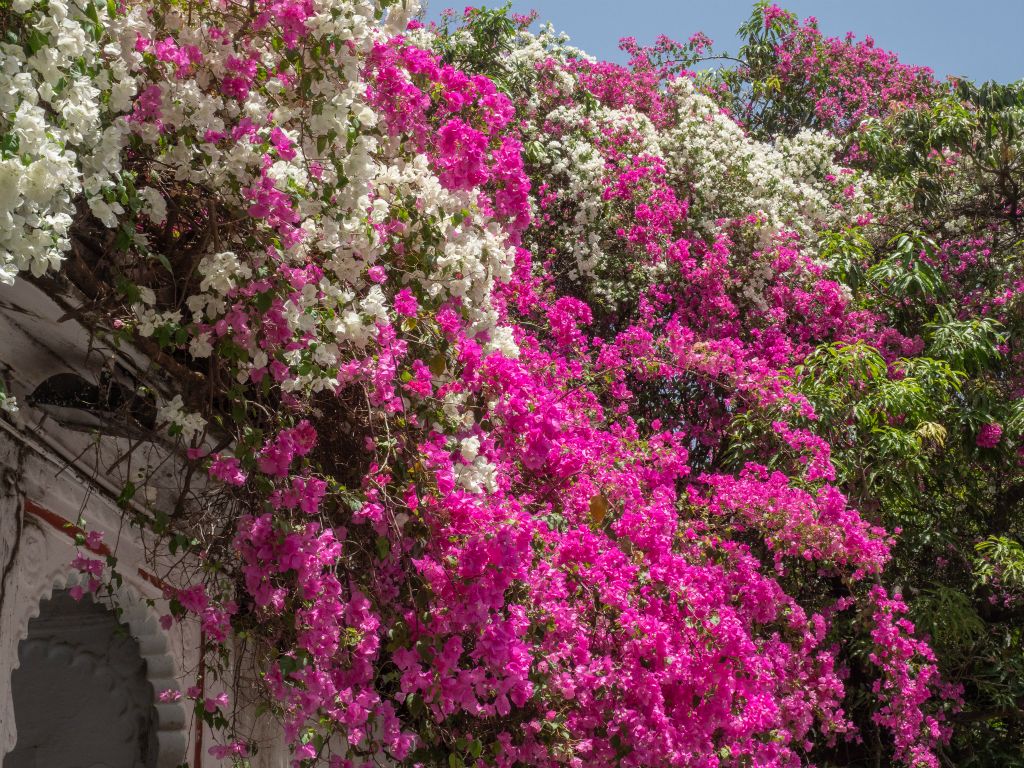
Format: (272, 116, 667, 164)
(0, 279, 285, 767)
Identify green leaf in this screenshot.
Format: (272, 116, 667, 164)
(25, 29, 49, 55)
(117, 481, 136, 506)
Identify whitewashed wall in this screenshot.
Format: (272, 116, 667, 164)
(0, 280, 289, 767)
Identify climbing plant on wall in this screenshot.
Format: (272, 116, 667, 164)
(1, 0, 1022, 764)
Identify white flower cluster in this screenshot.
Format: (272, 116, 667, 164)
(663, 79, 866, 239)
(0, 0, 138, 284)
(533, 104, 667, 288)
(132, 286, 181, 338)
(156, 394, 206, 443)
(124, 0, 520, 396)
(196, 251, 253, 298)
(492, 31, 877, 311)
(1, 0, 522, 413)
(454, 435, 498, 494)
(0, 391, 18, 414)
(134, 305, 183, 338)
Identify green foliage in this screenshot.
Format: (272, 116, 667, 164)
(912, 585, 986, 656)
(820, 227, 873, 295)
(791, 71, 1024, 762)
(432, 3, 532, 96)
(868, 232, 944, 301)
(925, 310, 1005, 375)
(721, 2, 807, 137)
(859, 79, 1024, 217)
(976, 537, 1024, 591)
(792, 342, 962, 497)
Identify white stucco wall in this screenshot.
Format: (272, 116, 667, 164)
(0, 280, 289, 767)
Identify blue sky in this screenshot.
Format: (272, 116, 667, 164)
(422, 1, 1024, 84)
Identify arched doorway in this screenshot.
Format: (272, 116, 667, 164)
(5, 589, 158, 768)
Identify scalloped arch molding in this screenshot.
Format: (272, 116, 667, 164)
(0, 509, 190, 768)
(7, 588, 159, 768)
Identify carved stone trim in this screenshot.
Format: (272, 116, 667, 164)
(0, 514, 189, 768)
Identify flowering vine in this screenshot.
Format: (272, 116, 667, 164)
(8, 1, 1013, 767)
